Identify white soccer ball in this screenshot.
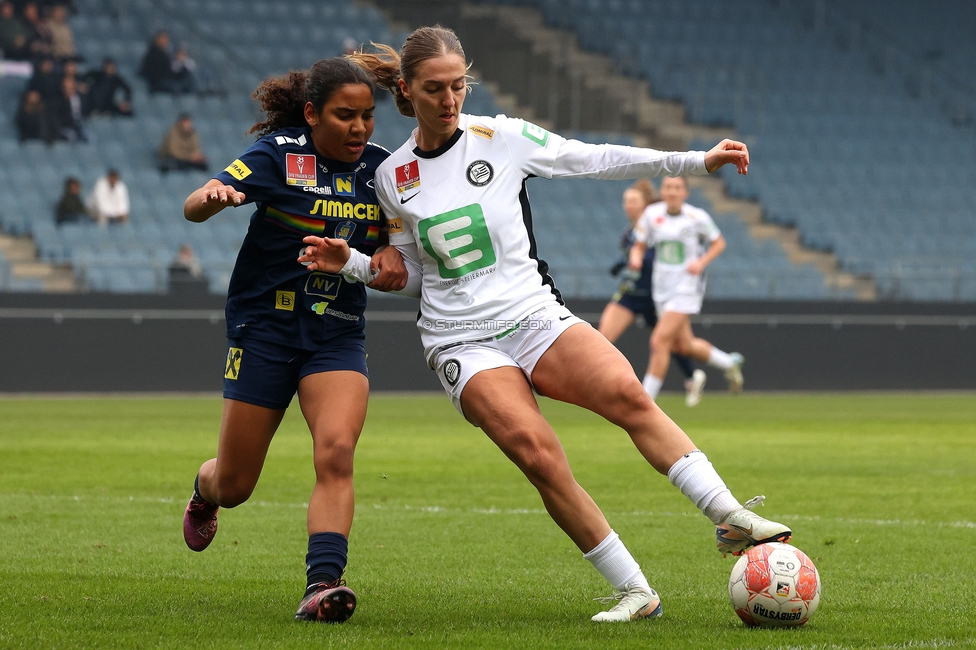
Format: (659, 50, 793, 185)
(728, 542, 821, 627)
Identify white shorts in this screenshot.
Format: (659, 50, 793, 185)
(655, 293, 704, 316)
(430, 303, 587, 415)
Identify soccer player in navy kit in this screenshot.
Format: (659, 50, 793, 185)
(180, 57, 405, 623)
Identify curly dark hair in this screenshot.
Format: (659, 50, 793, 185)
(248, 57, 375, 136)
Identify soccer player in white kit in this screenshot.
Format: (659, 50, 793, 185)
(299, 26, 792, 623)
(628, 176, 745, 400)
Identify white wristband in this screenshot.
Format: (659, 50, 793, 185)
(339, 248, 377, 284)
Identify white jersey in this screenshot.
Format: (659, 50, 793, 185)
(377, 113, 708, 360)
(632, 201, 721, 302)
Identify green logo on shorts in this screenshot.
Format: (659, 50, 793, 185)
(657, 240, 685, 265)
(419, 203, 496, 279)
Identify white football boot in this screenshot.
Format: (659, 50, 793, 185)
(724, 352, 744, 394)
(716, 496, 792, 558)
(591, 585, 663, 622)
(685, 369, 707, 407)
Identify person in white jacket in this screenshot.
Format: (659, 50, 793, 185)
(87, 169, 129, 226)
(300, 26, 792, 624)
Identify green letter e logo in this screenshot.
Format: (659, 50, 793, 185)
(419, 203, 496, 279)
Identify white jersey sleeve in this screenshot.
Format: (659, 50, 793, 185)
(631, 205, 658, 245)
(692, 206, 722, 242)
(495, 115, 707, 181)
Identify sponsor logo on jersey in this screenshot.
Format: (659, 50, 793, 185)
(521, 121, 550, 147)
(444, 358, 461, 386)
(303, 185, 332, 195)
(466, 160, 494, 187)
(225, 159, 252, 181)
(335, 220, 356, 241)
(654, 216, 664, 225)
(419, 203, 497, 279)
(305, 272, 341, 299)
(396, 160, 420, 193)
(275, 290, 296, 311)
(224, 347, 242, 380)
(309, 200, 380, 221)
(468, 124, 495, 140)
(333, 173, 356, 197)
(285, 153, 316, 186)
(275, 134, 308, 147)
(388, 217, 403, 235)
(311, 302, 360, 321)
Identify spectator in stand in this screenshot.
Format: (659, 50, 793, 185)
(83, 57, 133, 116)
(158, 113, 207, 172)
(43, 3, 72, 60)
(14, 89, 54, 142)
(49, 73, 85, 140)
(0, 1, 31, 60)
(55, 176, 90, 225)
(26, 56, 60, 99)
(19, 2, 52, 59)
(168, 243, 208, 293)
(139, 30, 195, 95)
(87, 169, 129, 226)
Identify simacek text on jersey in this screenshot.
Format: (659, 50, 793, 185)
(421, 318, 554, 332)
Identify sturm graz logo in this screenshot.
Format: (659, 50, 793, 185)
(444, 359, 462, 386)
(466, 160, 493, 187)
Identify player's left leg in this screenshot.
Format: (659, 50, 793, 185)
(293, 370, 368, 623)
(532, 323, 790, 555)
(597, 301, 636, 343)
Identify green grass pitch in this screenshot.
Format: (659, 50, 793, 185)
(1, 393, 974, 649)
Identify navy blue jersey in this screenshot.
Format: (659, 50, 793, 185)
(616, 226, 655, 297)
(213, 126, 389, 349)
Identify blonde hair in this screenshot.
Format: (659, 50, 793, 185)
(347, 25, 470, 118)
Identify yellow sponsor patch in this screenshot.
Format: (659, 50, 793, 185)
(469, 125, 495, 140)
(387, 217, 403, 235)
(225, 159, 252, 181)
(275, 290, 296, 311)
(224, 347, 243, 380)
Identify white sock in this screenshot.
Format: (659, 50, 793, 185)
(642, 374, 664, 399)
(667, 450, 741, 524)
(583, 530, 651, 593)
(707, 347, 734, 370)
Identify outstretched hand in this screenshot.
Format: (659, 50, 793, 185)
(298, 236, 351, 273)
(704, 139, 749, 175)
(200, 183, 245, 206)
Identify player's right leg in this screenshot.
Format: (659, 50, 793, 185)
(185, 399, 284, 551)
(597, 300, 636, 344)
(645, 312, 686, 398)
(677, 320, 744, 394)
(457, 365, 660, 622)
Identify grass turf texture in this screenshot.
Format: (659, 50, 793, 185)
(1, 394, 974, 649)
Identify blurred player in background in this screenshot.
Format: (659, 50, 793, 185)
(180, 57, 405, 624)
(302, 26, 792, 624)
(628, 176, 743, 400)
(598, 179, 707, 407)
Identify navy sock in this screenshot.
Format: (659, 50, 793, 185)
(306, 532, 348, 590)
(672, 353, 696, 380)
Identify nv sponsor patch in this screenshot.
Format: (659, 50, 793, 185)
(225, 159, 252, 181)
(285, 153, 316, 186)
(305, 272, 341, 299)
(396, 160, 420, 193)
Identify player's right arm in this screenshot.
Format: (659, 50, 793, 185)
(627, 209, 653, 270)
(184, 179, 246, 223)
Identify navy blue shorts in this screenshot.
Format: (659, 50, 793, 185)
(222, 333, 368, 410)
(616, 291, 658, 328)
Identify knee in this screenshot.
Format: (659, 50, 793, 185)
(507, 432, 565, 487)
(213, 477, 255, 508)
(609, 377, 656, 428)
(313, 435, 357, 481)
(650, 330, 672, 354)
